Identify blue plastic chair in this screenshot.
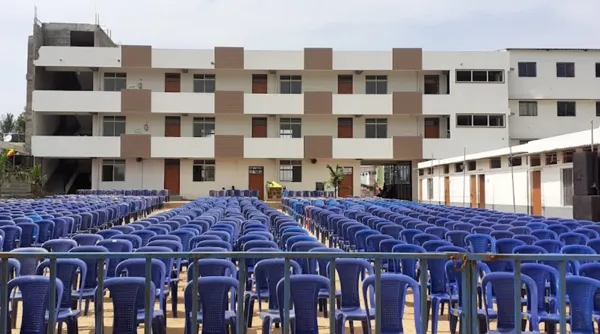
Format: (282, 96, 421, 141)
(481, 272, 539, 333)
(521, 263, 561, 332)
(102, 277, 165, 333)
(363, 273, 423, 334)
(36, 258, 87, 334)
(42, 239, 77, 252)
(276, 274, 333, 334)
(8, 275, 64, 333)
(566, 276, 600, 334)
(254, 259, 302, 333)
(184, 276, 238, 334)
(69, 245, 109, 316)
(72, 234, 103, 246)
(331, 259, 374, 332)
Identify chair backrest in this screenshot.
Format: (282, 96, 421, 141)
(36, 258, 87, 310)
(363, 273, 422, 334)
(42, 238, 77, 252)
(566, 276, 600, 333)
(254, 258, 302, 310)
(73, 234, 103, 246)
(276, 275, 329, 334)
(69, 245, 109, 288)
(9, 275, 64, 332)
(332, 259, 374, 309)
(10, 247, 48, 275)
(103, 277, 156, 333)
(184, 277, 238, 334)
(115, 258, 167, 307)
(187, 259, 237, 282)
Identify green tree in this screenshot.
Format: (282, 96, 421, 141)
(0, 114, 15, 135)
(16, 111, 26, 135)
(325, 164, 345, 197)
(14, 164, 47, 198)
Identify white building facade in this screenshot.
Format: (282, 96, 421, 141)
(31, 42, 516, 199)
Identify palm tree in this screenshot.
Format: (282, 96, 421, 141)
(15, 164, 47, 198)
(325, 164, 345, 197)
(0, 113, 15, 135)
(0, 151, 12, 195)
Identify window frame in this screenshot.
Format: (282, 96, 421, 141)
(103, 72, 127, 92)
(518, 101, 538, 116)
(193, 74, 216, 93)
(192, 160, 216, 182)
(455, 114, 506, 128)
(517, 62, 537, 78)
(279, 160, 302, 182)
(489, 158, 502, 169)
(557, 101, 576, 117)
(556, 62, 575, 78)
(596, 63, 600, 78)
(279, 75, 302, 94)
(562, 168, 573, 206)
(455, 70, 505, 83)
(365, 75, 388, 94)
(101, 159, 126, 182)
(192, 117, 216, 137)
(279, 118, 302, 138)
(596, 101, 600, 117)
(102, 116, 126, 137)
(365, 118, 388, 138)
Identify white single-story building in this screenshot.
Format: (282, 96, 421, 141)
(417, 127, 600, 219)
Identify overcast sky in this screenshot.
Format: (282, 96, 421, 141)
(1, 0, 599, 116)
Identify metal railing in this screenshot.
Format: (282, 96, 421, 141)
(0, 251, 596, 334)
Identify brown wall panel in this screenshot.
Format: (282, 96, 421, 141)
(215, 91, 244, 114)
(304, 92, 332, 115)
(120, 134, 151, 158)
(215, 135, 244, 158)
(392, 92, 423, 115)
(121, 90, 152, 114)
(121, 45, 152, 68)
(393, 136, 423, 160)
(304, 136, 333, 159)
(214, 47, 244, 69)
(392, 48, 423, 71)
(304, 48, 333, 70)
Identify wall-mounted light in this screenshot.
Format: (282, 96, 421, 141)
(143, 123, 149, 131)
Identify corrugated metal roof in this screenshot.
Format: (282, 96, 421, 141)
(504, 48, 600, 52)
(418, 127, 600, 169)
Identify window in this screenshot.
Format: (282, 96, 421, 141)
(557, 101, 576, 117)
(192, 160, 215, 182)
(454, 163, 463, 173)
(563, 150, 574, 163)
(427, 178, 433, 200)
(489, 158, 501, 169)
(467, 161, 476, 171)
(427, 167, 433, 175)
(418, 169, 424, 176)
(279, 160, 302, 182)
(455, 70, 504, 83)
(596, 63, 600, 78)
(455, 114, 505, 127)
(556, 62, 575, 78)
(518, 62, 537, 77)
(519, 101, 538, 116)
(546, 152, 558, 165)
(562, 168, 573, 206)
(101, 160, 125, 182)
(596, 101, 600, 117)
(193, 117, 215, 137)
(103, 73, 127, 91)
(443, 165, 449, 174)
(365, 76, 388, 94)
(102, 116, 126, 137)
(509, 156, 522, 167)
(530, 155, 541, 167)
(193, 74, 216, 93)
(280, 76, 302, 94)
(365, 118, 387, 138)
(279, 118, 302, 138)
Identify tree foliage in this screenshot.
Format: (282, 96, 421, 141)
(325, 164, 345, 197)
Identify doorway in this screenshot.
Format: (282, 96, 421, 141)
(470, 175, 477, 208)
(338, 167, 354, 198)
(165, 73, 181, 93)
(252, 117, 268, 138)
(249, 166, 265, 200)
(478, 175, 486, 208)
(424, 75, 440, 94)
(424, 118, 440, 138)
(165, 116, 181, 137)
(338, 75, 353, 94)
(164, 159, 181, 195)
(531, 170, 542, 215)
(444, 176, 450, 205)
(337, 118, 353, 138)
(252, 74, 268, 94)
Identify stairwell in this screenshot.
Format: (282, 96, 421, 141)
(45, 160, 79, 194)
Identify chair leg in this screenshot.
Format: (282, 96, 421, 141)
(11, 300, 17, 329)
(261, 316, 272, 334)
(245, 296, 254, 328)
(170, 281, 178, 317)
(84, 298, 90, 316)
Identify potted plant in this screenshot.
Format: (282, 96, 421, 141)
(325, 164, 345, 197)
